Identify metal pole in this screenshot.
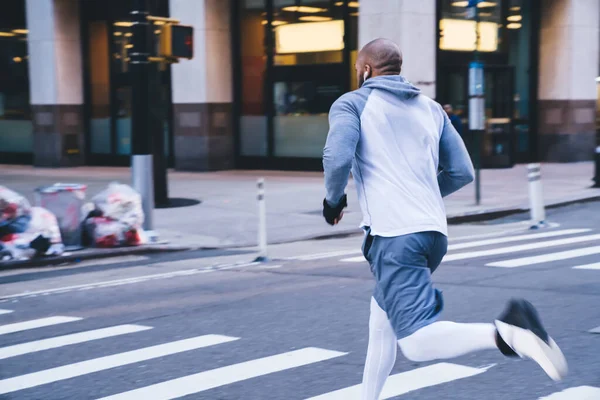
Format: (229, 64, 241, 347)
(468, 2, 484, 205)
(130, 0, 156, 238)
(527, 163, 546, 228)
(594, 146, 600, 188)
(255, 178, 269, 262)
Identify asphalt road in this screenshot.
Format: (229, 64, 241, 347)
(1, 202, 600, 400)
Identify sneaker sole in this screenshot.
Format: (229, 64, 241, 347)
(495, 320, 568, 381)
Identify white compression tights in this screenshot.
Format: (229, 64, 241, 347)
(361, 297, 497, 400)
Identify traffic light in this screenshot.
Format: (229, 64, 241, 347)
(159, 24, 193, 59)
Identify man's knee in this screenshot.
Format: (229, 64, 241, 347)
(398, 341, 426, 362)
(397, 331, 430, 362)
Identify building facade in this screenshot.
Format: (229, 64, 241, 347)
(0, 0, 598, 170)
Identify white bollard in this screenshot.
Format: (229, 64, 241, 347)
(255, 178, 268, 262)
(527, 163, 546, 228)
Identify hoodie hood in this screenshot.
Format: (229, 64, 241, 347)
(361, 75, 421, 100)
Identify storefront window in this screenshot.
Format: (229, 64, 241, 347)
(437, 0, 537, 166)
(83, 0, 171, 162)
(237, 0, 358, 163)
(507, 0, 532, 157)
(273, 0, 349, 158)
(439, 0, 502, 52)
(239, 0, 267, 157)
(0, 0, 32, 156)
(88, 18, 111, 154)
(273, 0, 345, 66)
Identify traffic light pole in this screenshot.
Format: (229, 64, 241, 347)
(130, 0, 156, 237)
(594, 145, 600, 188)
(469, 3, 484, 205)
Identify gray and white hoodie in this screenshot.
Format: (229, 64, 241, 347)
(323, 75, 474, 237)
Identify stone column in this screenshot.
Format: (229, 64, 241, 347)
(26, 0, 84, 167)
(538, 0, 600, 161)
(358, 0, 437, 98)
(169, 0, 233, 171)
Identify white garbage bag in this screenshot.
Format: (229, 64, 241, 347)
(83, 183, 146, 248)
(91, 183, 144, 229)
(0, 206, 64, 260)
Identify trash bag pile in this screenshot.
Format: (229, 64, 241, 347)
(0, 182, 148, 262)
(82, 183, 147, 248)
(0, 186, 64, 261)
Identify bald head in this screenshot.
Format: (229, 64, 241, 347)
(356, 38, 403, 87)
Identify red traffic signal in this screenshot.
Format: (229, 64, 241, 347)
(159, 24, 193, 59)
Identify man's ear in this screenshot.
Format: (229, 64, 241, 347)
(364, 65, 371, 81)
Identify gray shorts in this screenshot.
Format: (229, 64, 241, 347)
(362, 228, 448, 339)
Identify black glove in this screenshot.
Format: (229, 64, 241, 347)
(323, 194, 347, 225)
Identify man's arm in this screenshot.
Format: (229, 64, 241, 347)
(323, 95, 361, 207)
(438, 109, 474, 197)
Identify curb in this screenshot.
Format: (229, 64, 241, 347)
(0, 244, 192, 270)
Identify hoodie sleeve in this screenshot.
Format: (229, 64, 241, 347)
(323, 94, 361, 206)
(437, 107, 475, 197)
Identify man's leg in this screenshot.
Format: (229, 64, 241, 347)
(364, 231, 567, 391)
(398, 321, 497, 362)
(395, 232, 498, 362)
(361, 297, 397, 400)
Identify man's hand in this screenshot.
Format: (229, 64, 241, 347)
(323, 195, 347, 226)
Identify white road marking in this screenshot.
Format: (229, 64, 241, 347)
(287, 249, 361, 261)
(448, 229, 590, 251)
(339, 230, 595, 263)
(445, 234, 600, 262)
(0, 316, 82, 336)
(1, 261, 270, 300)
(97, 347, 347, 400)
(0, 309, 13, 315)
(0, 324, 152, 360)
(305, 363, 494, 400)
(0, 334, 238, 396)
(538, 386, 600, 399)
(589, 326, 600, 334)
(340, 256, 366, 263)
(1, 269, 213, 299)
(572, 262, 600, 270)
(448, 222, 562, 243)
(259, 264, 283, 269)
(487, 246, 600, 268)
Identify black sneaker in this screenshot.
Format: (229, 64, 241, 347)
(495, 298, 568, 381)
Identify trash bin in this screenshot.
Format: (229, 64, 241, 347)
(35, 183, 87, 250)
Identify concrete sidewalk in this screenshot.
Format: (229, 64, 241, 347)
(1, 163, 598, 250)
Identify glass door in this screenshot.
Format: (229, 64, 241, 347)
(482, 65, 515, 168)
(82, 0, 173, 166)
(437, 64, 516, 168)
(234, 0, 359, 170)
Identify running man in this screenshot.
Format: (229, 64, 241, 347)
(321, 38, 567, 400)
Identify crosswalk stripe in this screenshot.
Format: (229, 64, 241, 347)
(0, 334, 238, 395)
(487, 246, 600, 268)
(444, 234, 600, 262)
(97, 347, 347, 400)
(340, 256, 365, 263)
(0, 309, 13, 315)
(538, 386, 600, 399)
(0, 316, 82, 336)
(305, 362, 493, 400)
(572, 262, 600, 270)
(0, 324, 152, 360)
(340, 230, 597, 264)
(448, 229, 591, 251)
